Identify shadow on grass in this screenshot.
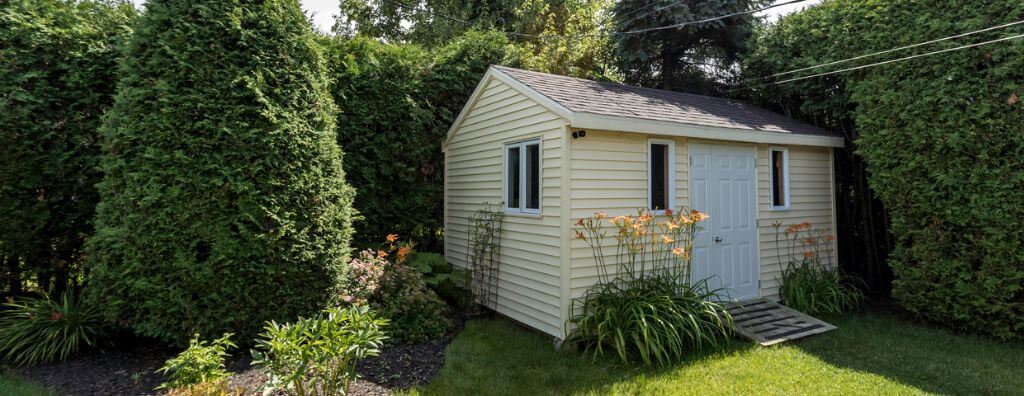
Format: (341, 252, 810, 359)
(793, 309, 1024, 395)
(411, 310, 1024, 395)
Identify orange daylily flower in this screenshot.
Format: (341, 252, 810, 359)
(397, 245, 413, 263)
(660, 235, 674, 244)
(386, 234, 398, 243)
(803, 251, 815, 259)
(575, 230, 586, 240)
(377, 250, 388, 258)
(672, 247, 686, 256)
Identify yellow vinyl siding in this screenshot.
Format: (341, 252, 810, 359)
(567, 131, 690, 302)
(444, 77, 565, 337)
(756, 145, 837, 300)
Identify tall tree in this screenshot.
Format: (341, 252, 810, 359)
(87, 0, 356, 344)
(336, 0, 523, 46)
(509, 0, 618, 79)
(0, 0, 135, 296)
(611, 0, 767, 93)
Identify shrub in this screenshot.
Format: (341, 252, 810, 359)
(0, 291, 109, 365)
(85, 0, 356, 344)
(567, 209, 733, 366)
(157, 333, 236, 391)
(408, 252, 472, 308)
(340, 237, 451, 344)
(164, 380, 242, 396)
(774, 222, 863, 316)
(251, 306, 387, 396)
(742, 0, 1024, 339)
(0, 0, 135, 295)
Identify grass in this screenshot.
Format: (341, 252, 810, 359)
(409, 310, 1024, 395)
(0, 373, 50, 396)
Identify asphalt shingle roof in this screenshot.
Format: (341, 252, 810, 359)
(493, 66, 835, 137)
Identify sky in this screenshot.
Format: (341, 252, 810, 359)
(129, 0, 824, 34)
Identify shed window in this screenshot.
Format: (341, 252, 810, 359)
(505, 139, 541, 214)
(648, 140, 675, 213)
(770, 147, 790, 209)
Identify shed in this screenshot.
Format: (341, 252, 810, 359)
(442, 66, 844, 339)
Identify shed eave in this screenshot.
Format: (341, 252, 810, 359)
(570, 112, 845, 148)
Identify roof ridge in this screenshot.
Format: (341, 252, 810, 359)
(491, 65, 749, 106)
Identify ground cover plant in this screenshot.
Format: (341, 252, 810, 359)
(774, 222, 863, 315)
(251, 305, 387, 396)
(0, 291, 109, 366)
(567, 209, 732, 366)
(85, 0, 356, 345)
(341, 236, 451, 344)
(742, 0, 1024, 339)
(407, 252, 472, 309)
(412, 311, 1024, 395)
(156, 333, 236, 392)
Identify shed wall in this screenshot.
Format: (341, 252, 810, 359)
(444, 77, 565, 337)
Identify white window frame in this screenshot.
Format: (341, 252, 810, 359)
(647, 138, 676, 215)
(503, 138, 542, 215)
(769, 146, 791, 210)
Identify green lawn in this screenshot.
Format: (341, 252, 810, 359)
(410, 311, 1024, 395)
(0, 373, 49, 396)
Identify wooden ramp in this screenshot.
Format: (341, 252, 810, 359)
(724, 298, 836, 346)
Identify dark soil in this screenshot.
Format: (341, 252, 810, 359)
(16, 313, 467, 395)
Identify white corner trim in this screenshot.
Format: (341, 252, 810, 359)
(572, 113, 845, 148)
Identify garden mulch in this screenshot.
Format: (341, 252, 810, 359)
(15, 312, 468, 395)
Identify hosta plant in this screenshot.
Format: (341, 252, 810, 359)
(0, 291, 109, 365)
(157, 333, 236, 391)
(774, 222, 863, 315)
(567, 209, 733, 366)
(251, 305, 387, 396)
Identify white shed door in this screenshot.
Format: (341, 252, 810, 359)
(689, 143, 758, 300)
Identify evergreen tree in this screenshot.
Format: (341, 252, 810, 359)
(611, 0, 767, 94)
(87, 0, 356, 344)
(0, 0, 135, 295)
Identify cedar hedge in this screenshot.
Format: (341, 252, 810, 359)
(742, 0, 1024, 339)
(0, 0, 135, 295)
(87, 0, 356, 344)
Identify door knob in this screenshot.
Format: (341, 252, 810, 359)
(714, 236, 722, 243)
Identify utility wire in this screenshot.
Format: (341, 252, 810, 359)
(379, 0, 813, 40)
(731, 32, 1024, 92)
(761, 19, 1024, 79)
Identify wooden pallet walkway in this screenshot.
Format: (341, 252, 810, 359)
(724, 298, 836, 346)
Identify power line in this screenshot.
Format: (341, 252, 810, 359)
(732, 33, 1024, 92)
(378, 0, 814, 40)
(762, 19, 1024, 79)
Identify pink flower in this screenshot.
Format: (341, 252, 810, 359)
(51, 312, 63, 321)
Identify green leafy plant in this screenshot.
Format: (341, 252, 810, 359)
(251, 306, 388, 396)
(567, 209, 733, 366)
(165, 379, 242, 396)
(340, 236, 451, 344)
(774, 222, 863, 315)
(0, 291, 109, 365)
(408, 252, 472, 308)
(157, 333, 236, 390)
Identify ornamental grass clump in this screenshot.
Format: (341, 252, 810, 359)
(774, 222, 863, 316)
(0, 291, 109, 366)
(566, 209, 733, 366)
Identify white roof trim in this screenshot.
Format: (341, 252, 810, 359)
(443, 66, 844, 150)
(442, 67, 572, 150)
(572, 113, 845, 148)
